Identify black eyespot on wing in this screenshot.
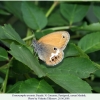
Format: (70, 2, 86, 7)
(54, 47, 57, 50)
(63, 35, 65, 38)
(52, 59, 54, 61)
(55, 57, 57, 59)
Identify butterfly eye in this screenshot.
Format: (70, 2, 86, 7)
(54, 47, 57, 50)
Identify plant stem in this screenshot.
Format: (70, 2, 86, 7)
(2, 67, 9, 93)
(46, 1, 59, 18)
(23, 34, 34, 41)
(1, 58, 13, 93)
(43, 26, 74, 31)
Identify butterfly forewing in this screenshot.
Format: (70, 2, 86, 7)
(38, 31, 70, 50)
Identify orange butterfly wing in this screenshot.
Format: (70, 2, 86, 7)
(38, 31, 70, 50)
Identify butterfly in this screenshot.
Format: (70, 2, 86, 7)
(32, 31, 70, 66)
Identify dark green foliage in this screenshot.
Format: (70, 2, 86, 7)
(0, 1, 100, 93)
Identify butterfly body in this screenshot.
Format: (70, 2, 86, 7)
(32, 31, 70, 66)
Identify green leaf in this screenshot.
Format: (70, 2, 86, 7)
(48, 9, 68, 26)
(9, 43, 45, 77)
(11, 59, 31, 74)
(0, 47, 8, 61)
(64, 43, 80, 57)
(45, 57, 97, 78)
(7, 81, 22, 93)
(93, 5, 100, 21)
(4, 1, 23, 21)
(42, 57, 97, 93)
(78, 32, 100, 53)
(48, 71, 92, 93)
(60, 3, 89, 25)
(0, 24, 25, 45)
(7, 78, 53, 93)
(19, 78, 54, 93)
(64, 43, 89, 59)
(21, 2, 47, 30)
